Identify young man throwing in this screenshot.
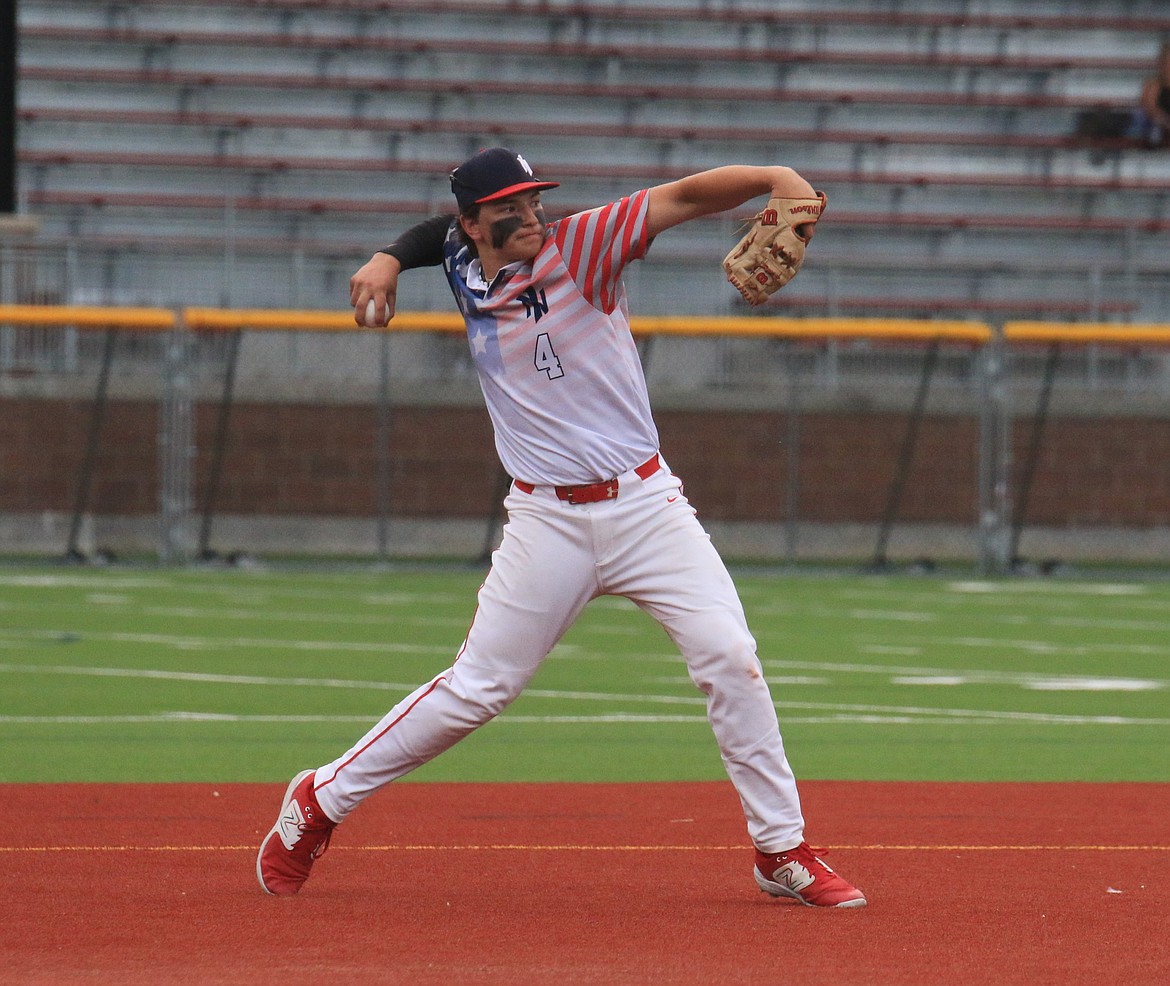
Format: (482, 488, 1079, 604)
(256, 148, 866, 908)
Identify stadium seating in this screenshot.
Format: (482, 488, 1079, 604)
(13, 0, 1170, 320)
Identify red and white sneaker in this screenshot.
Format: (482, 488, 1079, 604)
(256, 770, 336, 896)
(754, 842, 867, 908)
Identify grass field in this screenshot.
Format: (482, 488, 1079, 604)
(2, 564, 1168, 784)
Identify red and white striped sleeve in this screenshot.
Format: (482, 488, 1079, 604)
(550, 189, 650, 313)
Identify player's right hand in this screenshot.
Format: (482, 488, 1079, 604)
(350, 253, 401, 326)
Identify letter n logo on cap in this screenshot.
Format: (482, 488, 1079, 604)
(516, 154, 535, 176)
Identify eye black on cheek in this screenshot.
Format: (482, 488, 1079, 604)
(489, 215, 526, 249)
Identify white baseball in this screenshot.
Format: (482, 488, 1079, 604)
(363, 298, 382, 327)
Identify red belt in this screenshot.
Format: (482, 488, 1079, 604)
(514, 454, 660, 504)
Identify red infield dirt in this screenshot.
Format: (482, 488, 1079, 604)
(4, 780, 1168, 985)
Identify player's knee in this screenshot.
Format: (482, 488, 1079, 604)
(672, 613, 756, 668)
(675, 627, 764, 697)
(448, 661, 532, 719)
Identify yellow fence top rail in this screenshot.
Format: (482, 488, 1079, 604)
(0, 303, 174, 331)
(628, 316, 992, 341)
(13, 305, 1170, 347)
(2, 305, 994, 342)
(183, 310, 992, 341)
(1003, 321, 1170, 345)
(182, 308, 468, 333)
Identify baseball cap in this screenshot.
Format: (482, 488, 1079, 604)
(449, 147, 560, 212)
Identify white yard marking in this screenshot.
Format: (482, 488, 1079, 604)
(893, 676, 971, 686)
(846, 609, 937, 622)
(0, 627, 451, 655)
(1, 664, 1167, 727)
(765, 657, 1168, 690)
(1024, 678, 1163, 691)
(4, 598, 471, 628)
(1, 708, 1167, 726)
(891, 675, 1163, 691)
(948, 581, 1147, 596)
(942, 635, 1170, 657)
(0, 662, 425, 692)
(0, 574, 172, 588)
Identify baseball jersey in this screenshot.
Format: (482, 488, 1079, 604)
(441, 189, 660, 486)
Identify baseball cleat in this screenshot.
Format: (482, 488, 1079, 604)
(753, 842, 867, 908)
(257, 769, 336, 896)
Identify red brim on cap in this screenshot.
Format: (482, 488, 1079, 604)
(474, 180, 561, 204)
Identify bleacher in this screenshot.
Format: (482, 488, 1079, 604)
(12, 0, 1170, 320)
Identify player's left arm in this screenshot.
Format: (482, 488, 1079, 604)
(645, 166, 816, 238)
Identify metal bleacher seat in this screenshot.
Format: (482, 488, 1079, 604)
(15, 0, 1170, 320)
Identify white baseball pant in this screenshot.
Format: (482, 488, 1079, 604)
(312, 455, 806, 852)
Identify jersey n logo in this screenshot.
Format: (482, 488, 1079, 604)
(520, 286, 549, 322)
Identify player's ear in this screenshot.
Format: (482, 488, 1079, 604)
(458, 212, 480, 242)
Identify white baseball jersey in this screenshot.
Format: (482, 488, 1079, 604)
(441, 189, 659, 486)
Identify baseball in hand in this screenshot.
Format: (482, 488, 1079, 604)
(362, 298, 387, 327)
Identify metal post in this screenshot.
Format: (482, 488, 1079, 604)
(221, 198, 236, 307)
(376, 328, 393, 562)
(869, 336, 940, 571)
(65, 327, 118, 561)
(1008, 341, 1060, 568)
(783, 339, 801, 566)
(197, 329, 242, 559)
(977, 326, 1012, 576)
(159, 308, 194, 564)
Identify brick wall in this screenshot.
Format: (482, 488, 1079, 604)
(2, 397, 1168, 526)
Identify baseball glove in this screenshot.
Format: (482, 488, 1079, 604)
(722, 191, 827, 306)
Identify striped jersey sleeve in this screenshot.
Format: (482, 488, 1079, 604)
(549, 191, 650, 313)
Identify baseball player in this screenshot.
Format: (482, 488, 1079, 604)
(257, 147, 866, 908)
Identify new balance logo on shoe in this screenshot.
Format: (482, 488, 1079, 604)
(278, 800, 306, 851)
(753, 842, 866, 908)
(257, 769, 337, 896)
(771, 859, 814, 894)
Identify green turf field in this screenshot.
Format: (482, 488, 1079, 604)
(1, 565, 1167, 783)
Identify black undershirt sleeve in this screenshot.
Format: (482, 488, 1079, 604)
(377, 214, 455, 270)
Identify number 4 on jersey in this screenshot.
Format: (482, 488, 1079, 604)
(534, 332, 564, 379)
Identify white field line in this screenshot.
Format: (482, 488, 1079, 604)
(0, 574, 174, 589)
(946, 581, 1149, 596)
(0, 627, 451, 655)
(6, 599, 470, 629)
(4, 844, 1169, 853)
(16, 620, 1159, 667)
(0, 662, 421, 691)
(0, 571, 472, 605)
(1, 710, 1166, 726)
(929, 635, 1170, 657)
(736, 602, 1170, 634)
(763, 657, 1168, 691)
(2, 663, 1168, 726)
(143, 605, 468, 629)
(2, 623, 1164, 692)
(10, 574, 1168, 621)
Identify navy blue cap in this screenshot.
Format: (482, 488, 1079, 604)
(449, 147, 559, 212)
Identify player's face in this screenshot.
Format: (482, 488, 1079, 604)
(467, 192, 549, 264)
